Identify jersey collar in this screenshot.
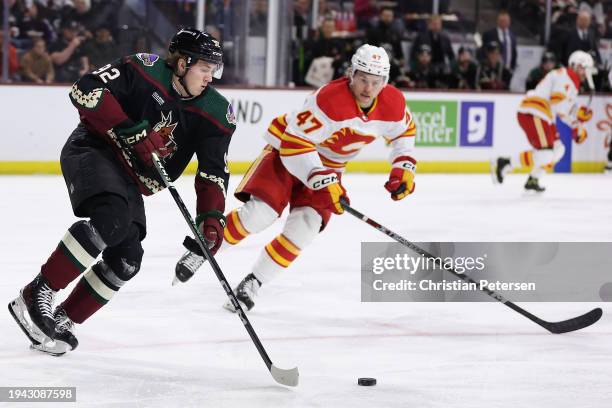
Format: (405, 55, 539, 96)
(566, 67, 581, 90)
(354, 96, 378, 120)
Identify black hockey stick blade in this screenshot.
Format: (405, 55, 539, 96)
(340, 200, 604, 334)
(540, 307, 602, 334)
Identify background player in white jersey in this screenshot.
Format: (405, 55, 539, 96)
(492, 50, 596, 192)
(175, 45, 418, 312)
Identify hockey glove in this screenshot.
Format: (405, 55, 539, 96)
(116, 120, 171, 168)
(572, 127, 588, 144)
(307, 169, 348, 215)
(195, 210, 226, 255)
(577, 106, 593, 123)
(385, 156, 416, 201)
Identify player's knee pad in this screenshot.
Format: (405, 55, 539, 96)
(237, 196, 279, 234)
(282, 206, 322, 248)
(552, 140, 565, 163)
(101, 223, 143, 282)
(87, 194, 132, 247)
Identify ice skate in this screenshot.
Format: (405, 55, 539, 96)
(223, 273, 262, 312)
(174, 249, 205, 285)
(46, 307, 78, 355)
(8, 274, 57, 346)
(491, 157, 511, 184)
(524, 176, 545, 192)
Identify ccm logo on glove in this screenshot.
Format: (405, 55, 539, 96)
(310, 173, 339, 190)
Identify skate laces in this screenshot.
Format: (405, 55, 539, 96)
(238, 275, 261, 298)
(54, 309, 74, 333)
(36, 283, 56, 320)
(181, 251, 204, 271)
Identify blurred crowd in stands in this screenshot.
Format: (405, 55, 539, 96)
(294, 0, 611, 91)
(1, 0, 610, 92)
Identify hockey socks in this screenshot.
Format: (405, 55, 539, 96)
(61, 261, 124, 324)
(224, 209, 250, 244)
(40, 221, 106, 291)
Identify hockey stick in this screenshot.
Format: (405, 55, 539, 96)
(151, 153, 299, 386)
(340, 200, 602, 334)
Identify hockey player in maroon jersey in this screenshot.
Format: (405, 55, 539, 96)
(175, 44, 418, 312)
(8, 28, 236, 355)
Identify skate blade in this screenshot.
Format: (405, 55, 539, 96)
(30, 340, 71, 357)
(8, 297, 50, 346)
(222, 299, 249, 313)
(522, 189, 545, 196)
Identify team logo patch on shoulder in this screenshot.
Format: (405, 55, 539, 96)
(226, 104, 237, 125)
(136, 53, 160, 67)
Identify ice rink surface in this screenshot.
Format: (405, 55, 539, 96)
(1, 173, 611, 407)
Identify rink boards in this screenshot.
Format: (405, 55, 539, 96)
(0, 85, 609, 174)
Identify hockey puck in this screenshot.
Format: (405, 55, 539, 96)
(358, 377, 376, 386)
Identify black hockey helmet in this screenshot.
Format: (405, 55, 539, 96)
(169, 27, 223, 79)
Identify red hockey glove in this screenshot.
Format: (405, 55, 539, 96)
(385, 156, 416, 201)
(195, 211, 226, 255)
(307, 169, 348, 215)
(572, 127, 588, 144)
(116, 120, 171, 168)
(577, 106, 593, 123)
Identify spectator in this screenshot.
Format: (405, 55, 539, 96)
(61, 0, 121, 37)
(579, 1, 606, 36)
(449, 47, 478, 89)
(1, 0, 25, 42)
(525, 51, 557, 90)
(308, 17, 345, 61)
(20, 37, 54, 84)
(480, 10, 517, 72)
(17, 2, 56, 44)
(410, 15, 455, 77)
(303, 17, 348, 82)
(406, 44, 440, 89)
(398, 0, 438, 32)
(354, 0, 379, 30)
(366, 7, 404, 65)
(476, 41, 512, 90)
(83, 26, 116, 71)
(294, 0, 311, 40)
(250, 0, 268, 36)
(49, 19, 89, 83)
(0, 30, 20, 79)
(562, 10, 601, 65)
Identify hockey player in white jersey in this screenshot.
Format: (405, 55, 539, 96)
(492, 50, 596, 192)
(175, 45, 418, 312)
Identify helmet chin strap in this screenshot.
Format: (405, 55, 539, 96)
(174, 57, 196, 99)
(177, 73, 195, 98)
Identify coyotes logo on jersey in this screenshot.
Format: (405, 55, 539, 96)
(153, 111, 178, 157)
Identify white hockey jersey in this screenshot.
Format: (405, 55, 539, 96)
(518, 67, 582, 127)
(263, 77, 416, 185)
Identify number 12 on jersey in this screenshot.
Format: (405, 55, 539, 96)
(296, 110, 323, 134)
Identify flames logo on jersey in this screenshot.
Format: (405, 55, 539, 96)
(154, 111, 179, 157)
(319, 128, 376, 155)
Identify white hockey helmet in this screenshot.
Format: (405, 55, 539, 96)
(350, 44, 390, 83)
(568, 50, 597, 90)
